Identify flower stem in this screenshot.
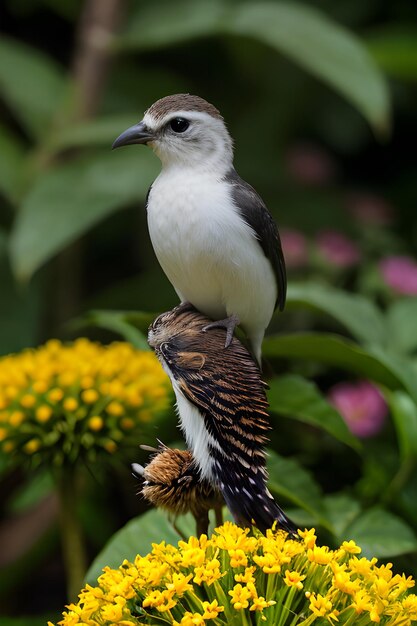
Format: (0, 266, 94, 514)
(55, 468, 88, 601)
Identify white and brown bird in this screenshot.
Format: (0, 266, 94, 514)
(112, 94, 286, 364)
(132, 442, 223, 536)
(147, 302, 297, 536)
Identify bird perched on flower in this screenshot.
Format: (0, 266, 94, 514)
(147, 302, 296, 536)
(113, 94, 286, 364)
(132, 442, 223, 536)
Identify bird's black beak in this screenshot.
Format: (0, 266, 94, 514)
(112, 121, 155, 149)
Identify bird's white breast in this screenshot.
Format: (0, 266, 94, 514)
(147, 168, 276, 337)
(171, 378, 221, 482)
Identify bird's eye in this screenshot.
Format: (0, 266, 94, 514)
(169, 117, 190, 133)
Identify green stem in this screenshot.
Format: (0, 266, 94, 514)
(56, 469, 88, 602)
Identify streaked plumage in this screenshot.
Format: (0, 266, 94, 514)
(132, 443, 223, 535)
(148, 303, 297, 536)
(112, 94, 286, 364)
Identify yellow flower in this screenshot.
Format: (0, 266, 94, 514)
(340, 539, 361, 555)
(229, 583, 252, 610)
(36, 405, 53, 423)
(88, 416, 104, 431)
(174, 612, 205, 626)
(0, 339, 171, 464)
(229, 548, 248, 568)
(20, 394, 36, 408)
(193, 557, 223, 585)
(48, 388, 64, 402)
(351, 589, 373, 614)
(201, 599, 224, 619)
(284, 569, 306, 590)
(249, 596, 276, 612)
(50, 522, 417, 626)
(298, 527, 317, 549)
(9, 411, 24, 427)
(253, 551, 282, 574)
(100, 595, 126, 621)
(331, 563, 359, 596)
(401, 594, 417, 619)
(63, 397, 78, 412)
(82, 389, 99, 404)
(307, 545, 334, 565)
(166, 572, 193, 595)
(106, 401, 124, 416)
(24, 438, 41, 454)
(235, 566, 256, 584)
(308, 592, 339, 621)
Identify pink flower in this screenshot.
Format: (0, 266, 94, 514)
(280, 228, 308, 268)
(286, 143, 336, 186)
(379, 256, 417, 296)
(316, 230, 361, 268)
(328, 381, 387, 438)
(346, 192, 394, 226)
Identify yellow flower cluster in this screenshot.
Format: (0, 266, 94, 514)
(51, 523, 417, 626)
(0, 339, 171, 465)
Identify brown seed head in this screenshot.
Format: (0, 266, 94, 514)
(139, 444, 223, 517)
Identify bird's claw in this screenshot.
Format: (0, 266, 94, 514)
(202, 314, 240, 348)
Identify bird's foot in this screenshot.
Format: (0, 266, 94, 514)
(202, 314, 240, 348)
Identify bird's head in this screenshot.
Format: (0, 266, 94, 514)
(112, 94, 234, 172)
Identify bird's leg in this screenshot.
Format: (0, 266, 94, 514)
(170, 515, 187, 541)
(195, 510, 209, 537)
(202, 314, 240, 348)
(214, 505, 223, 528)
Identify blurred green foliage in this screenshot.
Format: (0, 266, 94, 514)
(1, 0, 417, 622)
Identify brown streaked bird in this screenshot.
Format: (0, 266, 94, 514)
(132, 442, 223, 536)
(147, 302, 297, 536)
(112, 93, 286, 365)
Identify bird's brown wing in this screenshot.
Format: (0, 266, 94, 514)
(161, 334, 271, 460)
(158, 334, 297, 535)
(225, 168, 287, 311)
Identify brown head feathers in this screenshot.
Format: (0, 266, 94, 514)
(146, 94, 223, 122)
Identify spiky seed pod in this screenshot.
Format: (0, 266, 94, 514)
(132, 443, 223, 535)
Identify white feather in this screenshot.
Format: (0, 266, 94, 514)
(147, 169, 276, 362)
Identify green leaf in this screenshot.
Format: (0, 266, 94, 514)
(263, 333, 399, 387)
(264, 333, 417, 403)
(226, 2, 390, 134)
(70, 309, 153, 350)
(8, 470, 54, 514)
(119, 0, 225, 50)
(85, 508, 196, 585)
(119, 0, 390, 132)
(0, 37, 66, 139)
(0, 256, 41, 355)
(367, 27, 417, 81)
(268, 374, 360, 450)
(0, 124, 25, 203)
(386, 391, 417, 462)
(323, 493, 361, 539)
(386, 297, 417, 354)
(370, 345, 417, 404)
(267, 450, 327, 526)
(0, 618, 52, 626)
(286, 282, 387, 347)
(51, 114, 141, 150)
(9, 149, 159, 280)
(347, 508, 417, 558)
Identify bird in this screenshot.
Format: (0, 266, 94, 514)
(147, 302, 297, 536)
(132, 442, 223, 536)
(112, 93, 286, 364)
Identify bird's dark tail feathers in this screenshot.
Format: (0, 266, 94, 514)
(213, 460, 298, 537)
